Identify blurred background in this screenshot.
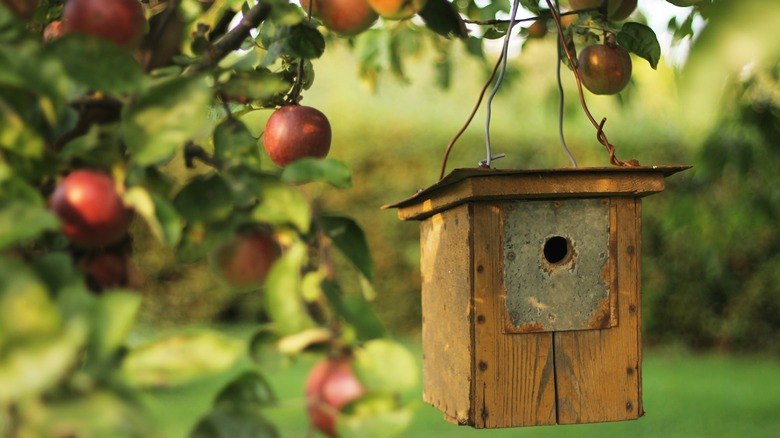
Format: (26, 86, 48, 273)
(130, 0, 780, 435)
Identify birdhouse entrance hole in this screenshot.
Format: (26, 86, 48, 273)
(544, 236, 570, 264)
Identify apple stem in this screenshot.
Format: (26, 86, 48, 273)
(546, 0, 638, 167)
(286, 0, 316, 105)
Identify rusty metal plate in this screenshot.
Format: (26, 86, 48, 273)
(502, 198, 612, 333)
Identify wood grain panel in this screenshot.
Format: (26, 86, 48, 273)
(553, 197, 642, 424)
(472, 203, 557, 428)
(420, 204, 474, 424)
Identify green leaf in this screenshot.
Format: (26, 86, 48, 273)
(617, 22, 661, 69)
(0, 201, 60, 250)
(352, 339, 418, 394)
(264, 242, 315, 336)
(320, 280, 386, 341)
(88, 292, 141, 362)
(214, 371, 276, 409)
(280, 158, 352, 189)
(190, 406, 279, 438)
(220, 70, 291, 103)
(337, 397, 414, 438)
(263, 23, 325, 66)
(418, 0, 468, 39)
(213, 118, 260, 169)
(123, 75, 213, 165)
(251, 176, 312, 233)
(173, 173, 234, 223)
(320, 215, 373, 281)
(46, 35, 144, 94)
(124, 187, 183, 246)
(122, 331, 243, 387)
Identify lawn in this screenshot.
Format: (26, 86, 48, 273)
(149, 336, 780, 438)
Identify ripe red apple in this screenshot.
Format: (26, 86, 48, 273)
(305, 356, 365, 437)
(568, 0, 623, 18)
(263, 105, 331, 168)
(2, 0, 38, 20)
(50, 170, 134, 248)
(577, 41, 632, 95)
(210, 230, 281, 290)
(82, 251, 129, 291)
(61, 0, 146, 50)
(610, 0, 636, 21)
(366, 0, 427, 20)
(301, 0, 378, 36)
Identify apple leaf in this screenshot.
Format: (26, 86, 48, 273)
(190, 406, 279, 438)
(337, 395, 414, 438)
(618, 22, 661, 69)
(122, 75, 212, 166)
(262, 23, 325, 67)
(47, 35, 143, 94)
(264, 242, 316, 336)
(219, 70, 291, 103)
(321, 280, 386, 341)
(173, 173, 234, 223)
(0, 201, 60, 250)
(352, 339, 418, 394)
(121, 331, 243, 388)
(320, 215, 374, 281)
(123, 187, 182, 246)
(419, 0, 468, 40)
(213, 118, 261, 169)
(213, 371, 277, 409)
(88, 292, 141, 363)
(281, 158, 352, 189)
(252, 176, 312, 233)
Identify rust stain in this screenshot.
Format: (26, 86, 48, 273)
(588, 296, 612, 329)
(518, 322, 546, 332)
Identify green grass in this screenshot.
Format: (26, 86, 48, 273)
(148, 339, 780, 438)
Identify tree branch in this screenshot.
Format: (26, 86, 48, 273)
(189, 1, 272, 74)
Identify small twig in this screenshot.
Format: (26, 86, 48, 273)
(463, 8, 594, 26)
(184, 142, 222, 169)
(545, 0, 638, 167)
(189, 1, 272, 74)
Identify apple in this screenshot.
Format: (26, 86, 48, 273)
(61, 0, 146, 50)
(366, 0, 427, 20)
(568, 0, 623, 18)
(301, 0, 378, 36)
(263, 105, 331, 167)
(2, 0, 38, 20)
(610, 0, 636, 21)
(577, 41, 632, 95)
(305, 356, 365, 437)
(526, 19, 548, 39)
(82, 251, 129, 291)
(210, 230, 281, 290)
(50, 170, 134, 248)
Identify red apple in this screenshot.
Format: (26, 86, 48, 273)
(263, 105, 331, 167)
(569, 0, 623, 18)
(50, 170, 134, 248)
(43, 20, 64, 43)
(305, 356, 365, 437)
(526, 19, 548, 39)
(366, 0, 427, 20)
(301, 0, 378, 36)
(61, 0, 146, 50)
(577, 41, 632, 95)
(610, 0, 636, 21)
(210, 230, 281, 290)
(2, 0, 38, 20)
(82, 251, 129, 291)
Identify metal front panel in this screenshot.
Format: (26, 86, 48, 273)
(502, 198, 612, 333)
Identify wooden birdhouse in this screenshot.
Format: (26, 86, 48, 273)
(386, 166, 689, 428)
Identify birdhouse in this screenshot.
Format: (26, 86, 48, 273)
(386, 166, 689, 428)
